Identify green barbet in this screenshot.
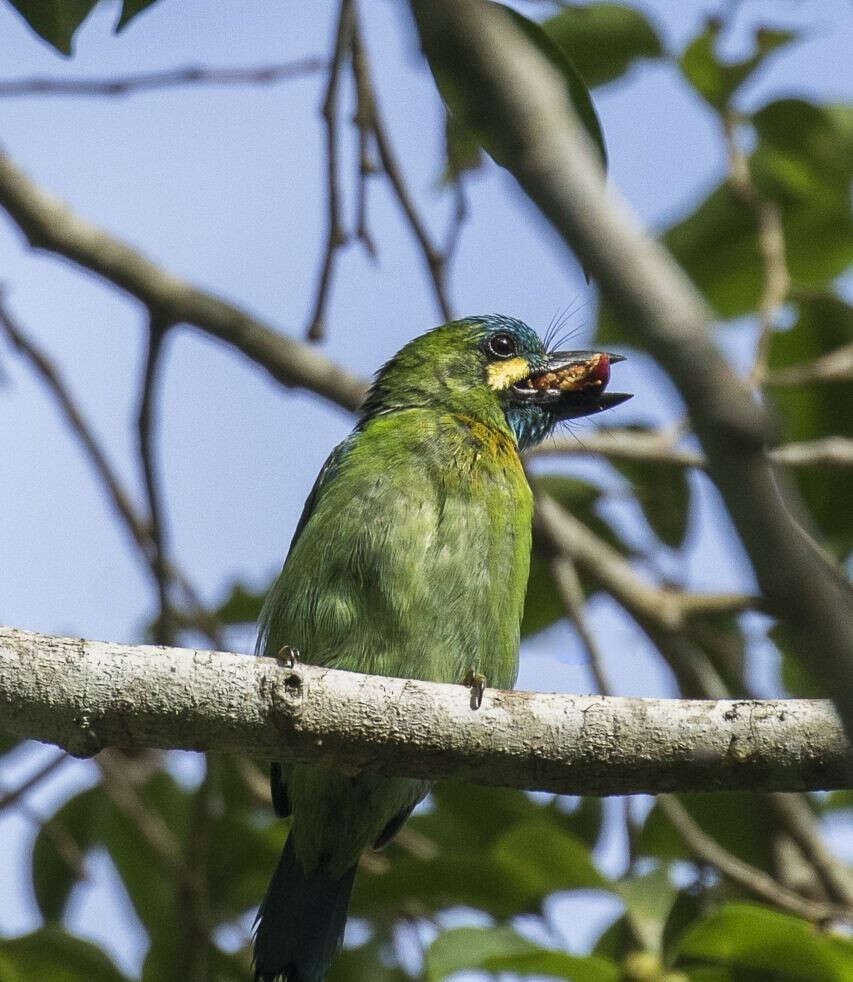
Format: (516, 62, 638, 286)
(253, 316, 629, 981)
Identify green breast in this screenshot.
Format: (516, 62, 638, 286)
(260, 409, 533, 690)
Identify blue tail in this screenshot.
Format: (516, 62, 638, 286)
(253, 835, 356, 982)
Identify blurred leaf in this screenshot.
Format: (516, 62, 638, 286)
(662, 890, 705, 965)
(419, 2, 606, 182)
(549, 795, 605, 848)
(680, 19, 797, 112)
(0, 926, 128, 981)
(328, 940, 409, 982)
(593, 915, 635, 962)
(115, 0, 159, 32)
(617, 867, 678, 952)
(610, 445, 691, 547)
(7, 1, 98, 55)
(32, 787, 106, 921)
(772, 623, 826, 698)
(543, 2, 663, 88)
(640, 794, 776, 873)
(493, 817, 611, 896)
(214, 581, 267, 625)
(675, 903, 853, 981)
(765, 294, 853, 556)
(425, 926, 619, 981)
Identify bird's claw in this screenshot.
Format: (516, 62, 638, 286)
(463, 669, 487, 710)
(276, 645, 300, 669)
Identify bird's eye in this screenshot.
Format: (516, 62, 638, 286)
(486, 332, 518, 360)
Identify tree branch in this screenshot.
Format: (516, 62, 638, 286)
(0, 148, 367, 412)
(411, 1, 853, 745)
(0, 627, 849, 796)
(0, 60, 326, 98)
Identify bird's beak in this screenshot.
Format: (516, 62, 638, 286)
(509, 350, 632, 419)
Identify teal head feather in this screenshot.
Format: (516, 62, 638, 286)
(360, 314, 630, 449)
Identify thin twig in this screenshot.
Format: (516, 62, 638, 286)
(306, 0, 355, 341)
(137, 316, 174, 645)
(765, 345, 853, 386)
(723, 112, 790, 386)
(351, 13, 378, 260)
(530, 430, 853, 469)
(658, 794, 852, 925)
(0, 60, 326, 99)
(767, 793, 853, 908)
(177, 765, 214, 982)
(350, 6, 453, 322)
(0, 748, 68, 812)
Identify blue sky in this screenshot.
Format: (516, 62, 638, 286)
(0, 0, 851, 974)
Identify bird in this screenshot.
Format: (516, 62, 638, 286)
(252, 315, 629, 982)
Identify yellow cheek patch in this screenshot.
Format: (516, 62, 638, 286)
(487, 356, 531, 391)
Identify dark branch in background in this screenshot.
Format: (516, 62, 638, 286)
(0, 748, 67, 813)
(0, 59, 326, 98)
(306, 0, 355, 342)
(138, 317, 173, 645)
(0, 148, 368, 412)
(1, 628, 850, 797)
(412, 1, 853, 747)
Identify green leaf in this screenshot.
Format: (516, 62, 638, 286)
(549, 794, 604, 848)
(425, 926, 619, 982)
(493, 817, 611, 895)
(680, 19, 797, 112)
(115, 0, 159, 32)
(610, 438, 691, 547)
(543, 2, 663, 89)
(213, 580, 267, 625)
(617, 867, 678, 953)
(0, 927, 129, 981)
(7, 0, 98, 55)
(765, 294, 853, 557)
(675, 903, 853, 981)
(32, 787, 106, 921)
(662, 890, 705, 965)
(418, 2, 606, 181)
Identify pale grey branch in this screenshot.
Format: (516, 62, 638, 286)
(1, 627, 849, 796)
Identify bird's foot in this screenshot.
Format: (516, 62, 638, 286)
(276, 644, 300, 669)
(463, 669, 487, 710)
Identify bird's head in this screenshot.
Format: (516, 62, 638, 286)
(360, 315, 631, 449)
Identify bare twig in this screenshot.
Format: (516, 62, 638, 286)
(0, 59, 326, 98)
(138, 317, 174, 645)
(0, 148, 368, 412)
(531, 430, 853, 469)
(0, 748, 68, 813)
(351, 6, 453, 323)
(549, 555, 611, 696)
(723, 112, 790, 386)
(306, 0, 355, 341)
(658, 794, 851, 924)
